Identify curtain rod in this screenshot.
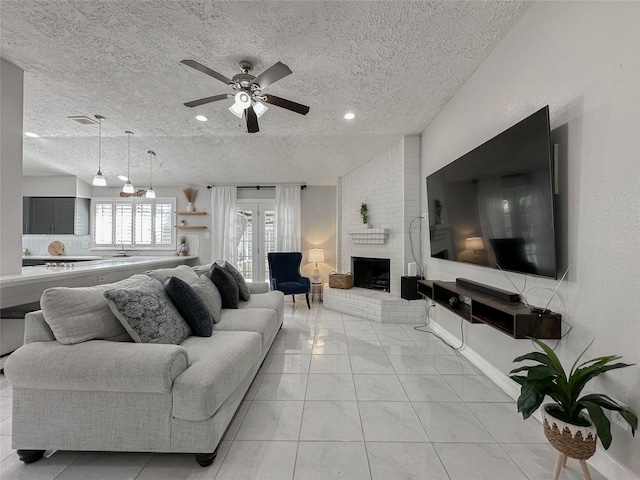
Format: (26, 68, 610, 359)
(206, 185, 307, 190)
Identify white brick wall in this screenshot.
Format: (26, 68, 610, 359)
(337, 136, 421, 295)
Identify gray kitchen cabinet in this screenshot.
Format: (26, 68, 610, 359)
(23, 197, 90, 235)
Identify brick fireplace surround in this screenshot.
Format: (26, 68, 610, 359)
(325, 136, 426, 323)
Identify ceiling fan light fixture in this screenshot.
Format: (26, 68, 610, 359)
(229, 102, 244, 118)
(234, 91, 252, 109)
(145, 187, 156, 199)
(92, 115, 107, 186)
(253, 101, 268, 118)
(122, 131, 135, 194)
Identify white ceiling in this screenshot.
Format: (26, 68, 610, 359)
(1, 0, 529, 187)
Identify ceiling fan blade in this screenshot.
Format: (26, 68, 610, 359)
(253, 61, 292, 89)
(262, 94, 310, 115)
(245, 106, 259, 133)
(181, 59, 233, 85)
(184, 94, 230, 108)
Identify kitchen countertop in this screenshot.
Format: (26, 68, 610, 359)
(1, 256, 199, 287)
(22, 255, 105, 261)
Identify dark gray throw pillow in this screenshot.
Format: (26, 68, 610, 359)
(104, 277, 191, 344)
(207, 264, 239, 309)
(223, 261, 251, 301)
(164, 276, 214, 336)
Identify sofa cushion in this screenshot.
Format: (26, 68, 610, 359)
(191, 263, 213, 275)
(173, 331, 262, 421)
(222, 261, 251, 301)
(238, 290, 285, 324)
(40, 274, 152, 345)
(164, 276, 213, 337)
(215, 307, 280, 354)
(207, 264, 239, 309)
(146, 264, 199, 285)
(191, 275, 223, 324)
(104, 277, 191, 344)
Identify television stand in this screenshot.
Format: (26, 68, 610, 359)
(417, 280, 561, 339)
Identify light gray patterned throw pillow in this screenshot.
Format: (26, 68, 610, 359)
(104, 277, 191, 344)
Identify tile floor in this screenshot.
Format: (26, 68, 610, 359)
(0, 302, 606, 480)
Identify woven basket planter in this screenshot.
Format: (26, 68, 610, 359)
(329, 272, 353, 289)
(542, 404, 597, 460)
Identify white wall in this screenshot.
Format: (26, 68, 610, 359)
(338, 136, 421, 295)
(420, 2, 639, 475)
(0, 58, 24, 275)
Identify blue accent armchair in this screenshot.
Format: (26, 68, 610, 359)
(267, 252, 311, 309)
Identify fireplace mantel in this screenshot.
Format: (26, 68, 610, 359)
(348, 227, 390, 245)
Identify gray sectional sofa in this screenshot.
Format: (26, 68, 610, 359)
(5, 264, 284, 466)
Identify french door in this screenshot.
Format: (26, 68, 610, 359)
(236, 201, 275, 283)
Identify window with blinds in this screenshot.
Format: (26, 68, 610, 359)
(92, 198, 176, 249)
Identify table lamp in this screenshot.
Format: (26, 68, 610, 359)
(308, 248, 325, 282)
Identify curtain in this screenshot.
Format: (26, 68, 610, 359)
(211, 186, 237, 264)
(275, 185, 301, 251)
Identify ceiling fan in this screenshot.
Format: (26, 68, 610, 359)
(181, 59, 310, 133)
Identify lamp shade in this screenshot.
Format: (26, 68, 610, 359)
(465, 237, 485, 251)
(308, 248, 325, 264)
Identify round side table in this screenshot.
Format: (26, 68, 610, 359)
(310, 282, 323, 303)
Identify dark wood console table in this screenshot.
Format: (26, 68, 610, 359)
(417, 280, 561, 339)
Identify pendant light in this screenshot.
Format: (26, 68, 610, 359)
(92, 115, 107, 186)
(122, 131, 135, 194)
(145, 150, 156, 198)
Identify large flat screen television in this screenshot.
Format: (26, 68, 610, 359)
(426, 106, 557, 278)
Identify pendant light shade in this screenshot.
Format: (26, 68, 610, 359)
(122, 131, 135, 194)
(145, 150, 156, 198)
(92, 115, 107, 186)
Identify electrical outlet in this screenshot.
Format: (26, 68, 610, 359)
(420, 212, 427, 220)
(609, 398, 632, 432)
(611, 409, 632, 432)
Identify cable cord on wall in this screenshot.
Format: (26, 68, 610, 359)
(414, 302, 465, 351)
(409, 216, 425, 278)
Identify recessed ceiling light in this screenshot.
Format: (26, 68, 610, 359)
(195, 115, 208, 122)
(117, 175, 129, 181)
(344, 112, 356, 120)
(24, 132, 39, 137)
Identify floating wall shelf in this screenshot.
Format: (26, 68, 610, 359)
(175, 211, 207, 215)
(417, 280, 561, 339)
(176, 226, 207, 229)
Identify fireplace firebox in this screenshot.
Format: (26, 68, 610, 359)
(352, 257, 390, 292)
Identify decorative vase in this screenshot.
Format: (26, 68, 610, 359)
(186, 202, 195, 212)
(178, 242, 188, 256)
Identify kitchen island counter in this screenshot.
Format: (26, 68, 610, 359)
(1, 256, 200, 308)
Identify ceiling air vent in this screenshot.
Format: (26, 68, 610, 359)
(68, 115, 98, 125)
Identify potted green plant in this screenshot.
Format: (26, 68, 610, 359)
(360, 203, 368, 225)
(510, 338, 637, 462)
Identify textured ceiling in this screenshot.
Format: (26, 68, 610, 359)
(1, 0, 529, 187)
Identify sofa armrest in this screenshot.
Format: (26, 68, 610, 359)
(5, 340, 188, 394)
(248, 282, 270, 294)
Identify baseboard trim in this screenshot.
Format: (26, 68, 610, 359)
(427, 319, 640, 480)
